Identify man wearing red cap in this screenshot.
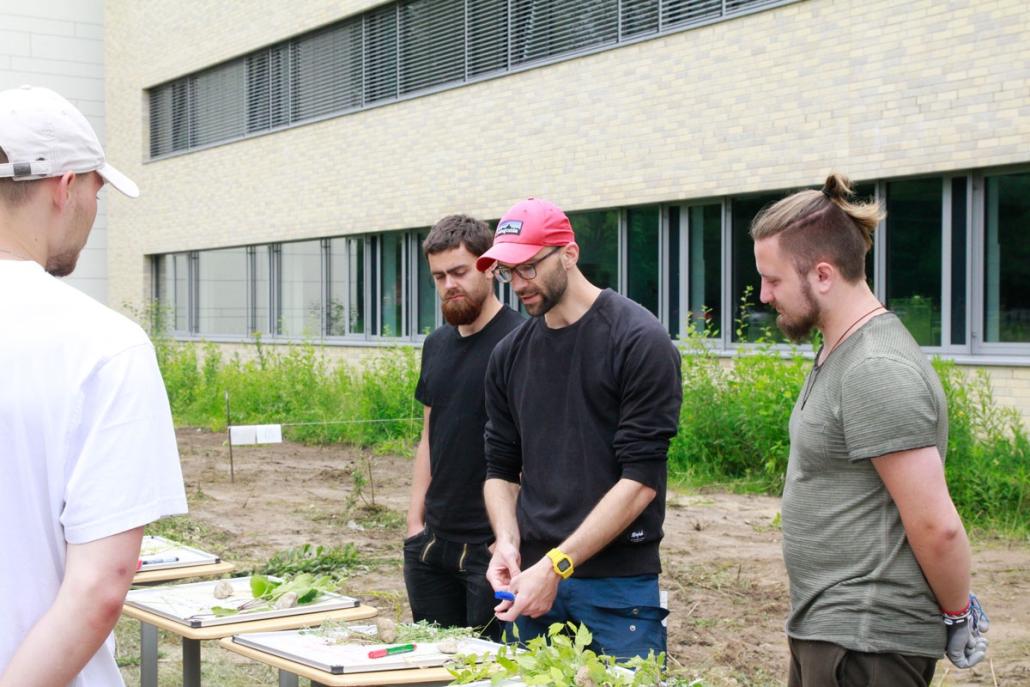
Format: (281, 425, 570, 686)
(477, 198, 682, 660)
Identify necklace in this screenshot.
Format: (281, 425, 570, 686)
(800, 303, 886, 409)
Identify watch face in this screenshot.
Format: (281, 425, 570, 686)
(556, 559, 571, 573)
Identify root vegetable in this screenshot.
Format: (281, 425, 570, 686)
(375, 617, 397, 643)
(274, 591, 299, 609)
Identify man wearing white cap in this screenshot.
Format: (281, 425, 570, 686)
(0, 86, 187, 687)
(478, 198, 682, 660)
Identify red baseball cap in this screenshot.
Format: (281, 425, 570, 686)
(476, 198, 576, 272)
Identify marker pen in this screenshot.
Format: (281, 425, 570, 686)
(140, 556, 180, 565)
(368, 643, 416, 659)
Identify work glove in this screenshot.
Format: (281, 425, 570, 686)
(943, 593, 990, 668)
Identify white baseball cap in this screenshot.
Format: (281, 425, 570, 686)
(0, 85, 139, 198)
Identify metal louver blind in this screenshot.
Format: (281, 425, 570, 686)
(365, 5, 399, 104)
(621, 0, 659, 38)
(149, 79, 189, 157)
(662, 0, 724, 27)
(247, 45, 291, 133)
(510, 0, 618, 65)
(399, 0, 464, 94)
(468, 0, 508, 77)
(291, 21, 362, 122)
(188, 61, 246, 148)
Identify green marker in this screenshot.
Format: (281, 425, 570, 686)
(368, 643, 416, 659)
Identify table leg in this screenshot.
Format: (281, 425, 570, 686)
(182, 637, 201, 687)
(140, 622, 159, 687)
(277, 670, 299, 687)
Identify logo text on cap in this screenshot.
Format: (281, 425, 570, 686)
(496, 219, 523, 236)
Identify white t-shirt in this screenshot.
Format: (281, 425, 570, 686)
(0, 261, 188, 686)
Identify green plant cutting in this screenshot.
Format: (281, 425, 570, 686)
(447, 622, 695, 686)
(210, 573, 336, 617)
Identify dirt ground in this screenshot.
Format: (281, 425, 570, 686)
(116, 429, 1030, 686)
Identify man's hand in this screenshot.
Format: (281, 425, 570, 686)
(486, 540, 521, 613)
(944, 593, 990, 669)
(497, 557, 560, 622)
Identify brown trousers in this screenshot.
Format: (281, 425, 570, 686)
(788, 638, 937, 687)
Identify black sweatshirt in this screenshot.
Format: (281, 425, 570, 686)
(484, 290, 682, 577)
(416, 306, 525, 542)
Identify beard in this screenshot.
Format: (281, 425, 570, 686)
(441, 287, 488, 326)
(516, 265, 567, 317)
(46, 249, 79, 277)
(775, 280, 820, 343)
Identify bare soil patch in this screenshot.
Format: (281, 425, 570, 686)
(117, 429, 1030, 686)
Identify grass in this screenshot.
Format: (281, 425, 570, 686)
(145, 299, 1029, 537)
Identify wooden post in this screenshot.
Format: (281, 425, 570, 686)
(225, 390, 234, 483)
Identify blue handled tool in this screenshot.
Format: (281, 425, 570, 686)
(494, 590, 516, 602)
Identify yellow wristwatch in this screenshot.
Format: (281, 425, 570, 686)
(546, 548, 575, 579)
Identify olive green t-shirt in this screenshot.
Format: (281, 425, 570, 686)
(782, 312, 948, 658)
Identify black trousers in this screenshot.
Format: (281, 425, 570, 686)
(788, 637, 937, 687)
(402, 528, 502, 641)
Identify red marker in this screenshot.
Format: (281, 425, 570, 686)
(368, 643, 416, 659)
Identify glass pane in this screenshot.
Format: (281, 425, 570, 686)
(280, 241, 323, 337)
(399, 0, 465, 94)
(570, 209, 618, 291)
(253, 246, 271, 335)
(886, 178, 942, 346)
(626, 206, 660, 316)
(198, 247, 248, 336)
(732, 193, 785, 342)
(951, 177, 967, 345)
(349, 238, 365, 334)
(416, 230, 437, 334)
(689, 204, 722, 337)
(667, 207, 680, 338)
(984, 172, 1030, 343)
(173, 253, 189, 332)
(379, 233, 405, 337)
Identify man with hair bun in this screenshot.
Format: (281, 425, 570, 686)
(752, 173, 989, 686)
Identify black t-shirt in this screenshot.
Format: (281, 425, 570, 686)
(484, 290, 682, 577)
(415, 306, 524, 542)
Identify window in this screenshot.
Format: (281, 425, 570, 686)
(251, 245, 272, 335)
(400, 0, 465, 94)
(687, 204, 721, 337)
(983, 172, 1030, 344)
(290, 22, 362, 122)
(731, 192, 784, 342)
(415, 230, 438, 334)
(365, 5, 399, 104)
(154, 253, 191, 333)
(279, 241, 323, 337)
(886, 178, 942, 347)
(188, 62, 246, 148)
(571, 209, 619, 291)
(377, 232, 407, 336)
(627, 206, 660, 316)
(328, 237, 366, 336)
(510, 0, 617, 65)
(198, 248, 249, 336)
(149, 1, 797, 156)
(951, 177, 967, 345)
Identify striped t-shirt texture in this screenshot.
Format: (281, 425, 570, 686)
(782, 312, 948, 658)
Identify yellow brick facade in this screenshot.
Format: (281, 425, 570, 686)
(103, 0, 1030, 422)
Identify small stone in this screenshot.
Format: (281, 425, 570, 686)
(212, 581, 234, 599)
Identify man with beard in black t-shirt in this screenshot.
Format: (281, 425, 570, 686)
(404, 214, 524, 640)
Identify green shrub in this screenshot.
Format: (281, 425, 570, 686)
(258, 543, 364, 579)
(671, 328, 1030, 534)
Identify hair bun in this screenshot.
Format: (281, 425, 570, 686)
(821, 172, 854, 202)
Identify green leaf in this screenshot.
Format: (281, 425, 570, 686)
(210, 606, 238, 617)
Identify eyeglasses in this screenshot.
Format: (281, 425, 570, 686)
(494, 247, 561, 284)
